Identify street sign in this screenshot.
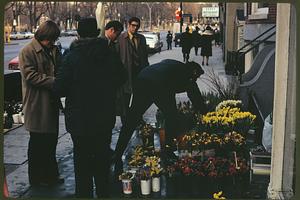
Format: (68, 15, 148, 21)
(202, 7, 219, 17)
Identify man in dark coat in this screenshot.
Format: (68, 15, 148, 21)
(192, 26, 201, 55)
(116, 17, 149, 124)
(54, 18, 126, 198)
(113, 59, 207, 172)
(166, 30, 173, 50)
(180, 27, 193, 62)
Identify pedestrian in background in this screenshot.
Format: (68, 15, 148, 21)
(116, 17, 149, 124)
(201, 25, 214, 66)
(54, 18, 126, 198)
(19, 20, 64, 187)
(166, 30, 173, 50)
(113, 60, 207, 172)
(214, 28, 221, 46)
(180, 27, 193, 62)
(192, 26, 201, 56)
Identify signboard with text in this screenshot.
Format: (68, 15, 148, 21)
(202, 7, 219, 17)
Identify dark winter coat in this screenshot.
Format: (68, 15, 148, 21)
(180, 31, 193, 53)
(201, 31, 214, 57)
(117, 31, 149, 94)
(192, 30, 201, 47)
(137, 59, 207, 114)
(166, 33, 173, 42)
(53, 38, 127, 135)
(19, 38, 62, 133)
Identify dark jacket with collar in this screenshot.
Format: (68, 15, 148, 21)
(117, 31, 149, 94)
(137, 59, 207, 114)
(19, 38, 62, 133)
(54, 38, 127, 134)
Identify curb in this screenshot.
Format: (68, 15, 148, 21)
(4, 43, 19, 46)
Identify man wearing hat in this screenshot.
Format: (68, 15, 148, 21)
(54, 18, 126, 198)
(113, 59, 208, 174)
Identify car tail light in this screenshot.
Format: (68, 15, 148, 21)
(8, 63, 19, 70)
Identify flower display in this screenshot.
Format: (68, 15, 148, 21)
(128, 145, 145, 168)
(144, 156, 163, 177)
(119, 171, 134, 180)
(139, 166, 152, 180)
(139, 122, 155, 137)
(166, 156, 249, 178)
(223, 131, 246, 151)
(179, 131, 223, 151)
(200, 106, 256, 134)
(213, 191, 226, 199)
(215, 100, 242, 111)
(138, 122, 156, 148)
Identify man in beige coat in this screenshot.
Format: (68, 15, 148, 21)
(116, 17, 149, 124)
(19, 20, 63, 186)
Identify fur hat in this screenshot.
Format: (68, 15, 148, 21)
(77, 17, 100, 38)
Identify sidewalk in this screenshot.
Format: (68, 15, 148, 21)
(4, 46, 269, 198)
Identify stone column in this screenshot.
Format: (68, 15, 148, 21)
(267, 3, 296, 199)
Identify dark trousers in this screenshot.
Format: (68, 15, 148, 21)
(71, 132, 112, 198)
(182, 48, 191, 62)
(115, 83, 179, 161)
(28, 132, 59, 184)
(194, 46, 199, 55)
(120, 93, 132, 125)
(167, 41, 172, 50)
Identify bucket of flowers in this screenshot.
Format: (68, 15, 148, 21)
(138, 165, 152, 196)
(145, 156, 163, 192)
(222, 131, 246, 154)
(119, 171, 135, 195)
(200, 106, 256, 135)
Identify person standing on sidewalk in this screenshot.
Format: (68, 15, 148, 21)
(180, 27, 193, 62)
(54, 18, 126, 198)
(201, 25, 214, 66)
(192, 26, 201, 56)
(113, 59, 208, 172)
(116, 17, 149, 124)
(166, 30, 173, 50)
(19, 20, 64, 186)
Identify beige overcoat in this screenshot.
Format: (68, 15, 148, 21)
(19, 38, 61, 133)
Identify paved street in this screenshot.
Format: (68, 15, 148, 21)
(4, 31, 169, 71)
(3, 45, 269, 198)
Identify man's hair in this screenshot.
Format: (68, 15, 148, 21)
(186, 61, 204, 75)
(77, 17, 100, 38)
(34, 20, 60, 42)
(128, 17, 141, 26)
(105, 20, 124, 32)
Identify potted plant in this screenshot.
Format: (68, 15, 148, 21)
(145, 156, 163, 192)
(138, 166, 151, 195)
(119, 171, 134, 195)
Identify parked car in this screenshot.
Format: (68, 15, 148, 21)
(60, 30, 78, 37)
(10, 32, 27, 40)
(141, 32, 162, 53)
(24, 32, 34, 39)
(8, 56, 19, 70)
(174, 33, 182, 47)
(8, 46, 66, 70)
